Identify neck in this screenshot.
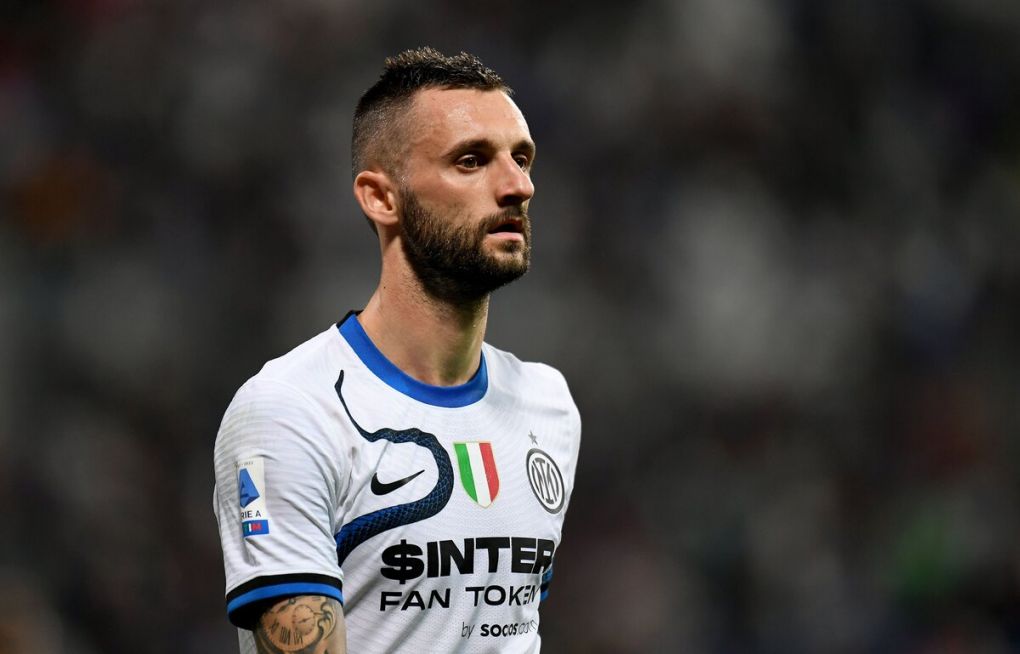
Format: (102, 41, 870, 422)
(358, 266, 490, 387)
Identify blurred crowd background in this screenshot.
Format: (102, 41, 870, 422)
(3, 0, 1020, 652)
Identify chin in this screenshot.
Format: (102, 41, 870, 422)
(486, 250, 527, 270)
(485, 239, 527, 255)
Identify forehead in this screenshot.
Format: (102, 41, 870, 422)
(405, 88, 532, 154)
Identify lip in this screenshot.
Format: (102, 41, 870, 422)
(486, 231, 525, 241)
(487, 216, 525, 235)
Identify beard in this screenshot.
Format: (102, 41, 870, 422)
(400, 190, 531, 304)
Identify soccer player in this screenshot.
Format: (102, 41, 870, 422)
(213, 48, 581, 653)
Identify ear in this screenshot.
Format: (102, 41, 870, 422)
(353, 170, 399, 231)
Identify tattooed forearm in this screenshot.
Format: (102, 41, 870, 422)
(255, 596, 345, 654)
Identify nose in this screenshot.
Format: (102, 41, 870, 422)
(494, 154, 535, 208)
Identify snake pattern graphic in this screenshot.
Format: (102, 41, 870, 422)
(333, 370, 454, 565)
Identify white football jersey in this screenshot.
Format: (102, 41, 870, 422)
(213, 313, 581, 653)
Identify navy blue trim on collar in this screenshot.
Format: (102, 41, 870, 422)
(337, 313, 488, 408)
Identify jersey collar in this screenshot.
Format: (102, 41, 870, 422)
(337, 312, 488, 408)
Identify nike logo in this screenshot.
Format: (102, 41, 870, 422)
(371, 469, 425, 495)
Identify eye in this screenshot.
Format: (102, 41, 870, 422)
(514, 155, 531, 170)
(457, 154, 482, 169)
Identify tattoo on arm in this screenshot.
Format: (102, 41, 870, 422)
(254, 596, 345, 654)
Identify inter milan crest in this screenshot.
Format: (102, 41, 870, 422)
(453, 442, 500, 508)
(526, 448, 565, 514)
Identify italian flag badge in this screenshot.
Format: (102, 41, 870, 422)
(453, 441, 500, 507)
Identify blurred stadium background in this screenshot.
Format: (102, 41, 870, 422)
(3, 1, 1020, 652)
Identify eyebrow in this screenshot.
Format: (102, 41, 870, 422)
(445, 137, 537, 159)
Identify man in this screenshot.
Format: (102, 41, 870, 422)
(213, 48, 581, 653)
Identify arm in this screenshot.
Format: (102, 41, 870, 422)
(254, 595, 346, 654)
(214, 380, 348, 645)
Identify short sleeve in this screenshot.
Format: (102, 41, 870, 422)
(213, 378, 345, 629)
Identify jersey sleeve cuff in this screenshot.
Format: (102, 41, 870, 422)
(225, 573, 344, 630)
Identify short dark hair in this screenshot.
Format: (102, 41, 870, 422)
(351, 47, 512, 179)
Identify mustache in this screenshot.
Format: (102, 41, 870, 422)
(479, 206, 529, 232)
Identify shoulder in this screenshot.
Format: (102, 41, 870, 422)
(215, 325, 349, 455)
(483, 343, 580, 422)
(483, 342, 567, 386)
(256, 324, 347, 388)
(224, 324, 346, 412)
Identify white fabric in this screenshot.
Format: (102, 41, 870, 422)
(214, 320, 580, 653)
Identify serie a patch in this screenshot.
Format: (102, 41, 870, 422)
(237, 457, 270, 537)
